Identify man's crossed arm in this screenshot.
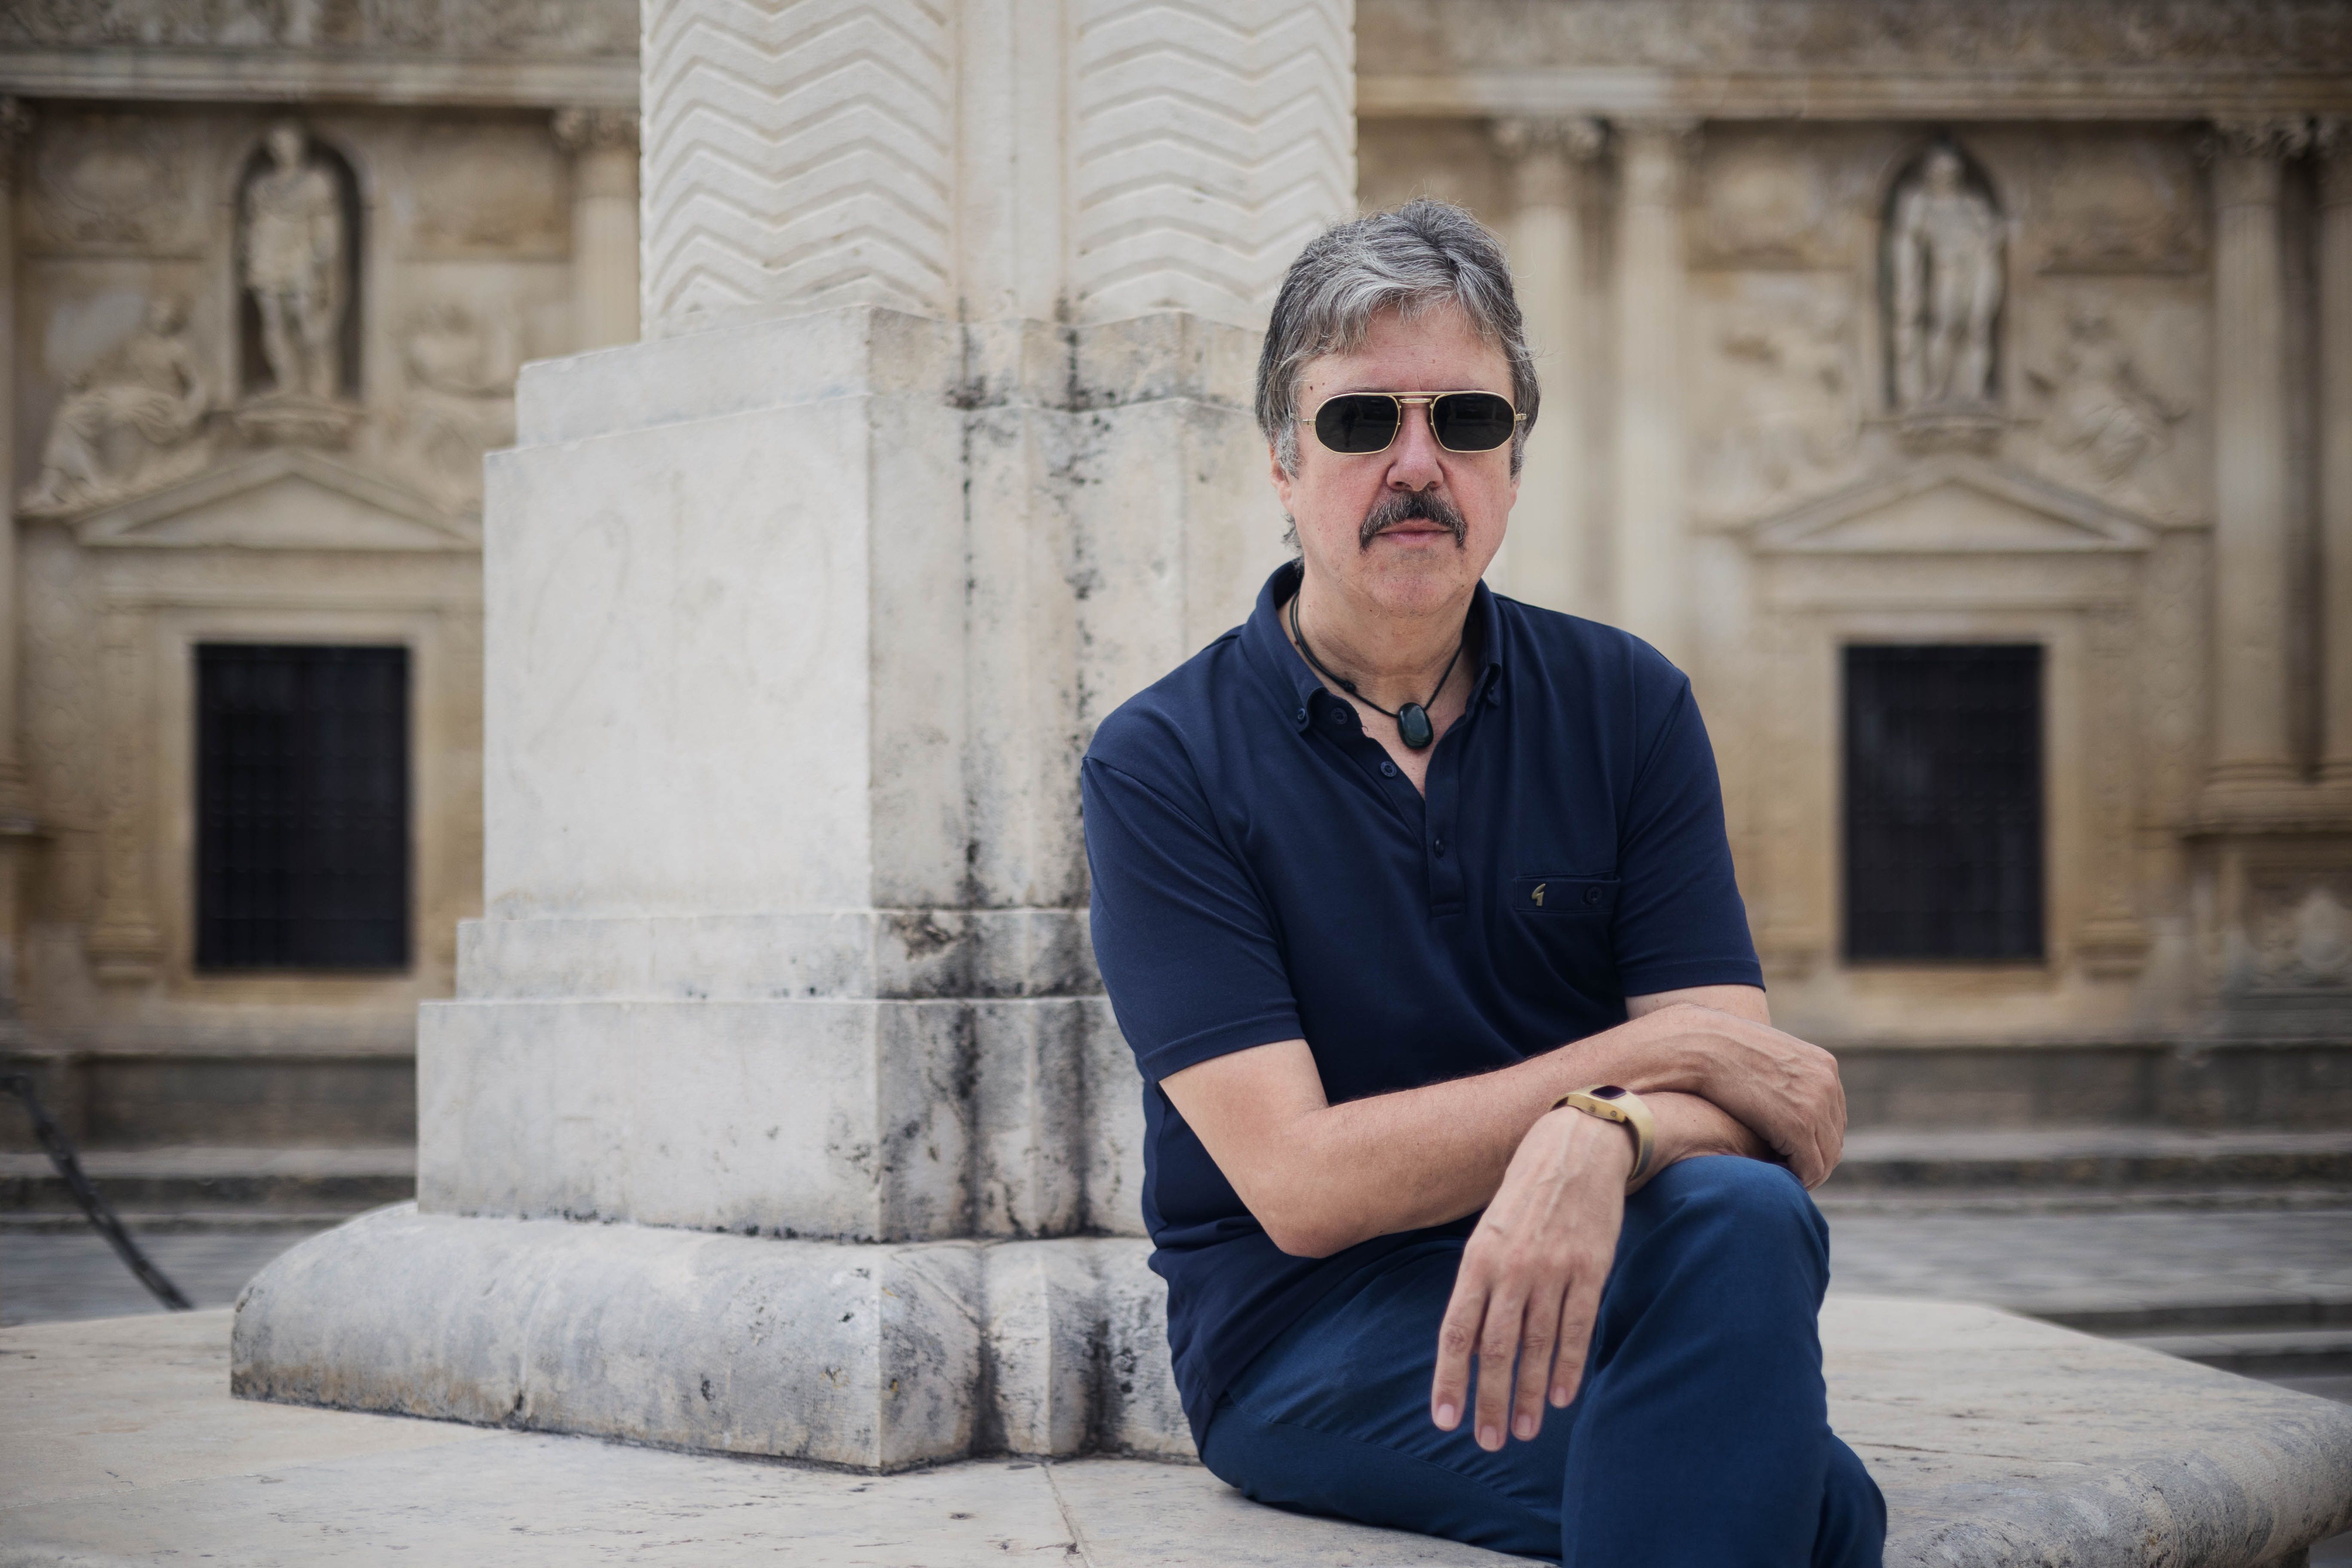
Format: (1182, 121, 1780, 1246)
(1157, 986, 1846, 1453)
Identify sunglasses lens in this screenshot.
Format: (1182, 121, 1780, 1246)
(1315, 395, 1401, 454)
(1432, 393, 1516, 452)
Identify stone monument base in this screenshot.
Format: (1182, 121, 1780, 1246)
(229, 1211, 2352, 1565)
(232, 1204, 1191, 1469)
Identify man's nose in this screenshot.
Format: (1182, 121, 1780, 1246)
(1387, 404, 1446, 484)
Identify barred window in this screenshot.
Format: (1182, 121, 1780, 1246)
(1843, 644, 2043, 963)
(196, 644, 410, 971)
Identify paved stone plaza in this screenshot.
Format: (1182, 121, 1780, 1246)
(8, 1296, 2350, 1568)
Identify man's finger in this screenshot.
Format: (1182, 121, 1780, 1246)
(1550, 1272, 1605, 1408)
(1430, 1279, 1486, 1432)
(1473, 1290, 1526, 1451)
(1509, 1280, 1565, 1441)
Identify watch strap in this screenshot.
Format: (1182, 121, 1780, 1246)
(1550, 1085, 1657, 1190)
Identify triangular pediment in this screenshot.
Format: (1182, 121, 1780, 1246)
(1748, 456, 2158, 555)
(72, 448, 478, 552)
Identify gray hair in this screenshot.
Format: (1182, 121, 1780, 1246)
(1256, 198, 1540, 478)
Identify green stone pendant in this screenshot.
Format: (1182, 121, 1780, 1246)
(1396, 702, 1435, 750)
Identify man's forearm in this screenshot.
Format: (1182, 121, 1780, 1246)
(1248, 1007, 1752, 1257)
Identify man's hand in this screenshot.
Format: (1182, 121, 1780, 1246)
(1642, 1002, 1845, 1189)
(1430, 1106, 1629, 1450)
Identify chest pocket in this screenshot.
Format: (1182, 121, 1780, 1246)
(1511, 875, 1617, 918)
(1507, 875, 1619, 991)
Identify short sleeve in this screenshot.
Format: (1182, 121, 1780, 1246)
(1610, 678, 1765, 997)
(1082, 755, 1305, 1081)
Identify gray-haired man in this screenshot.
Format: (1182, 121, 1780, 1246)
(1081, 199, 1886, 1564)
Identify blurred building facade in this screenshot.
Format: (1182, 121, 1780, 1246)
(2, 0, 2348, 1152)
(0, 3, 637, 1145)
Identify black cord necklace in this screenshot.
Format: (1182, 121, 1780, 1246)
(1289, 588, 1465, 751)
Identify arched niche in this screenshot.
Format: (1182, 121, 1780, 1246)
(233, 123, 364, 402)
(1879, 137, 2007, 416)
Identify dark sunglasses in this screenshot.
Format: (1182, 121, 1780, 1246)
(1310, 391, 1522, 455)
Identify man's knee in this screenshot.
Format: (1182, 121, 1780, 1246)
(1638, 1155, 1827, 1265)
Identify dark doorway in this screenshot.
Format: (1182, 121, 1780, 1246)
(196, 644, 410, 971)
(1843, 643, 2043, 963)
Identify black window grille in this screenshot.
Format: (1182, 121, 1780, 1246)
(1843, 643, 2043, 963)
(196, 644, 410, 971)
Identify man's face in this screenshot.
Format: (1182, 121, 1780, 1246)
(269, 127, 305, 168)
(1272, 301, 1517, 618)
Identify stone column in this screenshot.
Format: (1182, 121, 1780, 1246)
(551, 108, 639, 352)
(2319, 120, 2352, 785)
(1492, 116, 1601, 615)
(0, 101, 35, 1010)
(2205, 118, 2306, 790)
(0, 99, 31, 824)
(234, 0, 1352, 1471)
(1610, 119, 1697, 668)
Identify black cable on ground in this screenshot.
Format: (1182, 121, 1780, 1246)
(2, 1072, 192, 1311)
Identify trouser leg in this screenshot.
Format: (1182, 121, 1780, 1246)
(1198, 1159, 1884, 1567)
(1557, 1155, 1881, 1568)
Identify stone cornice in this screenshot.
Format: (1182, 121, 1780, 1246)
(0, 49, 635, 110)
(1359, 68, 2352, 124)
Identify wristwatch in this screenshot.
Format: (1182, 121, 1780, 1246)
(1550, 1085, 1656, 1190)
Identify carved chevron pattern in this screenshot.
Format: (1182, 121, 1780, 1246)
(642, 0, 957, 334)
(1070, 0, 1355, 327)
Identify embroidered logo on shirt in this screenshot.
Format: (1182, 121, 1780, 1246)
(1532, 883, 1546, 906)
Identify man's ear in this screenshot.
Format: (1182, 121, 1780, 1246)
(1269, 441, 1295, 514)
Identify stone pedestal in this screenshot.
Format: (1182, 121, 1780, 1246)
(233, 0, 1351, 1467)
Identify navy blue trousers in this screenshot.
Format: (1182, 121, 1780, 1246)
(1198, 1156, 1886, 1566)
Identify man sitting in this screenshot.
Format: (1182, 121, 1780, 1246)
(1081, 199, 1885, 1566)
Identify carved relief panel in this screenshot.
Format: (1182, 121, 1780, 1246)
(23, 112, 207, 256)
(402, 121, 567, 260)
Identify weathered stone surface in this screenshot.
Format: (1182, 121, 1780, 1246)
(1826, 1297, 2352, 1568)
(230, 1219, 2352, 1563)
(8, 1309, 1508, 1565)
(231, 1206, 1180, 1470)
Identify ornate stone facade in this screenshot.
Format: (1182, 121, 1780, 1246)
(4, 0, 2348, 1133)
(1360, 3, 2352, 1044)
(0, 12, 637, 1110)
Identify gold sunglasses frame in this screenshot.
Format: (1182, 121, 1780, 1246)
(1307, 391, 1525, 456)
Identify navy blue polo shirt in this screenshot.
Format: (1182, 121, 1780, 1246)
(1081, 559, 1761, 1450)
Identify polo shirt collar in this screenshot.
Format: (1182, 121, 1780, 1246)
(1244, 558, 1506, 733)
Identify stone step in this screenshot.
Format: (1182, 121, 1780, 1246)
(0, 1048, 414, 1152)
(2115, 1325, 2352, 1376)
(0, 1146, 415, 1216)
(1831, 1039, 2352, 1130)
(1822, 1127, 2352, 1191)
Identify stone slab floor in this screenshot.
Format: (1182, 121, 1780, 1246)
(5, 1211, 2350, 1565)
(2, 1311, 1502, 1568)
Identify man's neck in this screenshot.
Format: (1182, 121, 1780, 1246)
(1289, 566, 1475, 714)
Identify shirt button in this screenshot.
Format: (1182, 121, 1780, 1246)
(1379, 761, 1397, 777)
(1583, 885, 1604, 906)
(1295, 707, 1307, 723)
(1433, 838, 1446, 855)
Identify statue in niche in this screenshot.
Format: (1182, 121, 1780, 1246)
(20, 297, 212, 517)
(1886, 144, 2004, 411)
(240, 122, 347, 401)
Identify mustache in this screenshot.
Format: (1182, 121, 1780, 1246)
(1360, 487, 1468, 551)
